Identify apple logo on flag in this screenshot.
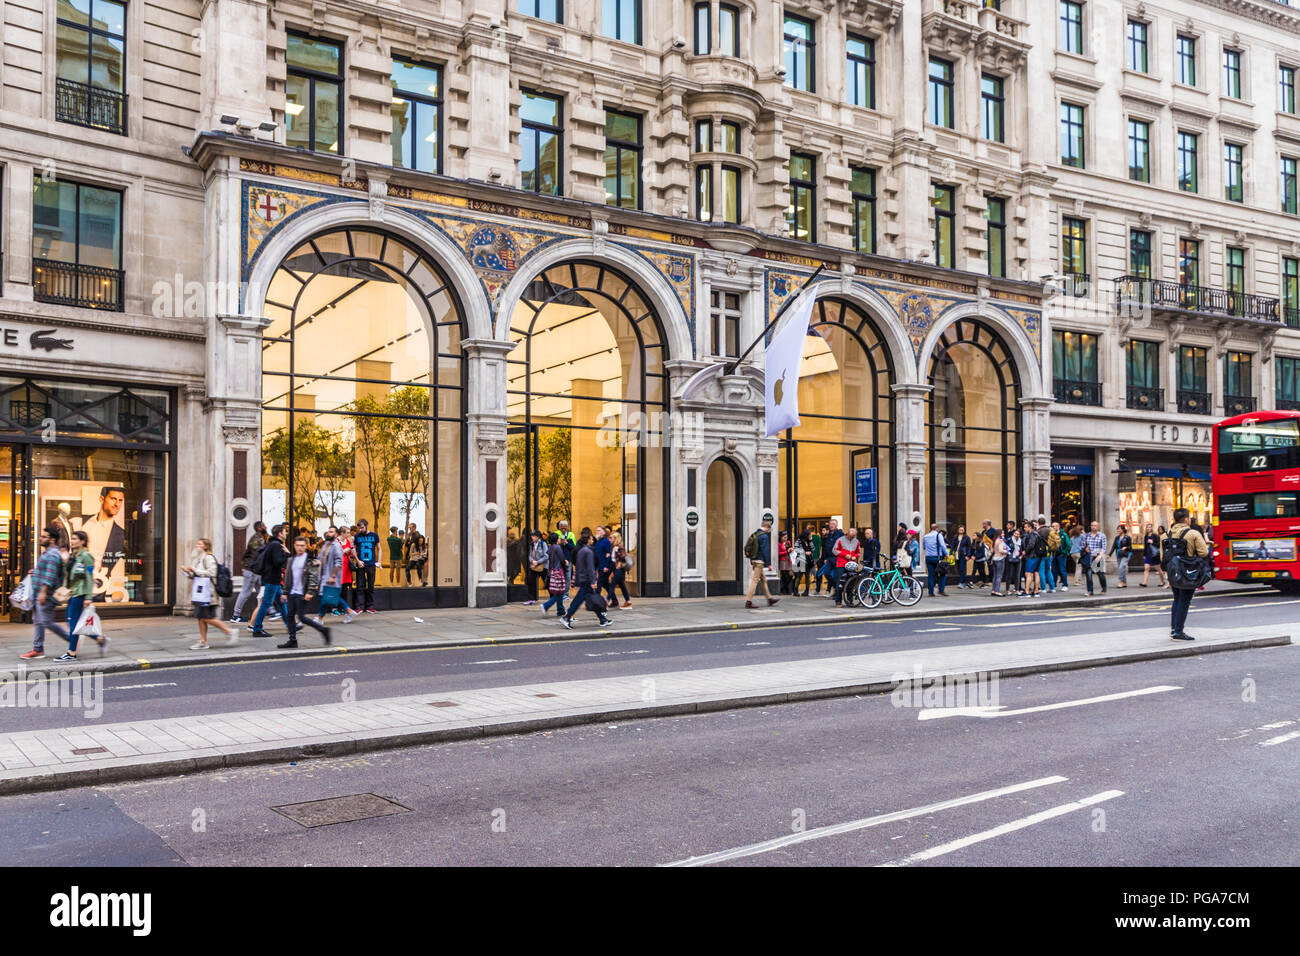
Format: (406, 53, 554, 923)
(774, 369, 787, 406)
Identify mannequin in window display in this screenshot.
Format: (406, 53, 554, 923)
(51, 503, 75, 552)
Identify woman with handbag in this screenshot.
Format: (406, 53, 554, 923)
(51, 530, 105, 661)
(182, 537, 238, 651)
(541, 533, 570, 617)
(523, 530, 548, 605)
(610, 530, 633, 608)
(989, 529, 1008, 596)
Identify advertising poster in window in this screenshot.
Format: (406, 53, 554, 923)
(39, 481, 134, 602)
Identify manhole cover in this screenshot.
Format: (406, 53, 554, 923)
(271, 793, 411, 828)
(72, 746, 108, 756)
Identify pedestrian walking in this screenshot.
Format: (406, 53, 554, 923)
(609, 530, 633, 608)
(922, 523, 948, 597)
(1163, 508, 1210, 640)
(522, 530, 549, 605)
(20, 527, 74, 661)
(1070, 524, 1085, 586)
(592, 525, 620, 609)
(230, 521, 267, 623)
(743, 519, 780, 608)
(832, 527, 863, 607)
(541, 533, 569, 617)
(337, 525, 358, 608)
(777, 530, 794, 595)
(1140, 523, 1165, 587)
(821, 519, 844, 599)
(1110, 524, 1133, 588)
(280, 535, 331, 648)
(989, 528, 1008, 596)
(183, 537, 238, 650)
(561, 533, 612, 629)
(315, 527, 358, 624)
(352, 519, 381, 612)
(249, 524, 291, 636)
(1081, 520, 1109, 595)
(387, 526, 404, 585)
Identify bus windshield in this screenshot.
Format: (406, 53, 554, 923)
(1217, 419, 1300, 473)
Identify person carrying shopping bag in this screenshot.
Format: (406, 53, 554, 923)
(183, 538, 238, 650)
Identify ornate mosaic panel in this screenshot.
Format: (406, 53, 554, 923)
(1003, 307, 1043, 360)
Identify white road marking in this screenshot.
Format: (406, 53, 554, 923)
(1258, 720, 1296, 731)
(1260, 730, 1300, 747)
(916, 627, 962, 633)
(660, 775, 1068, 867)
(877, 790, 1124, 867)
(744, 641, 773, 646)
(294, 669, 361, 677)
(108, 682, 179, 691)
(467, 659, 519, 665)
(583, 650, 649, 658)
(816, 635, 864, 642)
(917, 685, 1181, 721)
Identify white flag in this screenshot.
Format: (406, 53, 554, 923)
(763, 292, 817, 438)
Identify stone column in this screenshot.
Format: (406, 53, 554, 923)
(2, 162, 34, 300)
(212, 313, 270, 567)
(463, 338, 515, 607)
(1019, 396, 1054, 521)
(1095, 447, 1122, 531)
(891, 383, 931, 529)
(199, 0, 273, 131)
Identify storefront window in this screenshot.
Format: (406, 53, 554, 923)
(1119, 468, 1213, 536)
(260, 229, 466, 603)
(928, 320, 1021, 532)
(0, 376, 172, 612)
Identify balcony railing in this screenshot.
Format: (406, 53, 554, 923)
(1115, 276, 1280, 322)
(1127, 385, 1164, 410)
(1053, 378, 1102, 406)
(1224, 394, 1257, 416)
(1279, 398, 1300, 412)
(55, 78, 127, 136)
(1177, 389, 1212, 415)
(1285, 306, 1300, 329)
(32, 259, 124, 311)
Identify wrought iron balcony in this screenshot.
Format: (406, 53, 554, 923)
(1127, 385, 1164, 410)
(1115, 275, 1280, 323)
(1176, 390, 1212, 415)
(32, 259, 124, 312)
(55, 78, 127, 136)
(1053, 378, 1102, 406)
(1285, 306, 1300, 329)
(1279, 398, 1300, 412)
(1224, 394, 1257, 416)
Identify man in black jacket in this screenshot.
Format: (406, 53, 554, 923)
(561, 533, 612, 629)
(230, 521, 267, 623)
(249, 523, 291, 637)
(861, 527, 881, 571)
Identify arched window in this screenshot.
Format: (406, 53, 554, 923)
(260, 229, 466, 604)
(506, 261, 669, 597)
(779, 297, 894, 542)
(926, 319, 1021, 534)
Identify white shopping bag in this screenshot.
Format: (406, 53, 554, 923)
(190, 575, 213, 604)
(9, 571, 34, 612)
(73, 603, 102, 638)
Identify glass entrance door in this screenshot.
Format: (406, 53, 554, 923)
(1, 444, 31, 620)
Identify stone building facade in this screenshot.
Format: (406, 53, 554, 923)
(0, 0, 1294, 612)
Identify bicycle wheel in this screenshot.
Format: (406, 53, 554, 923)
(842, 573, 859, 607)
(860, 573, 883, 609)
(892, 575, 923, 606)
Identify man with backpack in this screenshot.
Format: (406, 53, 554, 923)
(249, 524, 291, 637)
(1163, 508, 1210, 640)
(230, 521, 267, 623)
(743, 519, 779, 609)
(1023, 521, 1047, 598)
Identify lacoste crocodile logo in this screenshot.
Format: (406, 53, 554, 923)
(30, 330, 74, 352)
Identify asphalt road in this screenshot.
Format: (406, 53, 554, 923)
(3, 637, 1296, 866)
(0, 589, 1295, 732)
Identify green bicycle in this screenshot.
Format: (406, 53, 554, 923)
(859, 559, 922, 608)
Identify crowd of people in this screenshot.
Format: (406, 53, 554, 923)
(517, 521, 632, 629)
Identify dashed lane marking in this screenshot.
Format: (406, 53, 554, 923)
(1260, 730, 1300, 747)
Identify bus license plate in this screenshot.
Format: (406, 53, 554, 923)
(1252, 571, 1277, 578)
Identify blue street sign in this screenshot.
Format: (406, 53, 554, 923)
(855, 467, 878, 504)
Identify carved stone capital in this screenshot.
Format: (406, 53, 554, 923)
(223, 423, 259, 446)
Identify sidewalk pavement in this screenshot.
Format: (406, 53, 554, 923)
(0, 579, 1267, 676)
(0, 623, 1289, 794)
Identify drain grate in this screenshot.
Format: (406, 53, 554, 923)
(71, 746, 109, 756)
(428, 700, 459, 708)
(271, 793, 411, 828)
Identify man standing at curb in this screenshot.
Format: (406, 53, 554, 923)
(1164, 508, 1209, 641)
(249, 524, 290, 637)
(1081, 520, 1108, 596)
(821, 519, 843, 599)
(230, 521, 267, 624)
(832, 527, 862, 608)
(922, 523, 949, 597)
(353, 519, 381, 613)
(743, 519, 779, 609)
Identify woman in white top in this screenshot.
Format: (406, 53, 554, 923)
(182, 538, 238, 650)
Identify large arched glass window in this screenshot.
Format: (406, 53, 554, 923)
(260, 229, 466, 604)
(506, 261, 669, 597)
(926, 319, 1021, 534)
(779, 297, 894, 541)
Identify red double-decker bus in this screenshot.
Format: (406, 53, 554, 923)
(1212, 410, 1300, 588)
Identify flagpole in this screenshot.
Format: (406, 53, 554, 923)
(724, 264, 826, 375)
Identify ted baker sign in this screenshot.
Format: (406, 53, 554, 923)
(1149, 424, 1212, 445)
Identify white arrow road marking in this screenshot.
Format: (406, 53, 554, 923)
(660, 775, 1068, 867)
(917, 685, 1181, 721)
(1260, 730, 1300, 747)
(877, 790, 1125, 867)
